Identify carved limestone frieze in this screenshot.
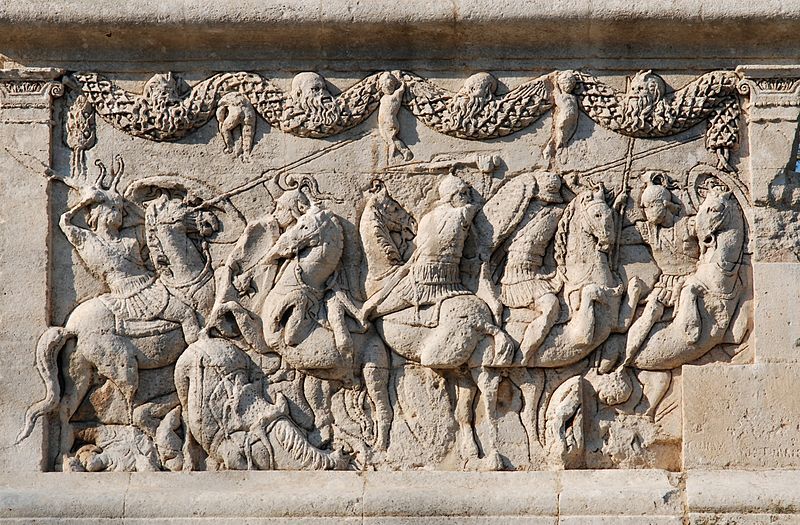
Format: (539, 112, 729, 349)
(68, 69, 741, 168)
(13, 67, 757, 473)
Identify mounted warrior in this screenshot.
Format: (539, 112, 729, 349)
(475, 169, 566, 364)
(617, 171, 700, 365)
(361, 174, 479, 324)
(18, 163, 220, 469)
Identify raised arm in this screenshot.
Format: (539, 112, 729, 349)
(59, 189, 103, 248)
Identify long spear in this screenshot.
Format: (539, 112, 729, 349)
(612, 136, 636, 271)
(196, 131, 368, 210)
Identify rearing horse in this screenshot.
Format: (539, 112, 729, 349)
(17, 192, 216, 468)
(258, 204, 393, 452)
(630, 187, 746, 370)
(528, 186, 644, 368)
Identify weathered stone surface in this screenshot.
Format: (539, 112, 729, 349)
(687, 470, 800, 524)
(2, 0, 800, 521)
(3, 469, 800, 521)
(754, 263, 800, 362)
(684, 364, 800, 469)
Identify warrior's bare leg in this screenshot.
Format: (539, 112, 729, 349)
(673, 283, 703, 344)
(615, 276, 645, 332)
(162, 295, 200, 344)
(566, 284, 601, 347)
(363, 293, 412, 322)
(520, 293, 560, 365)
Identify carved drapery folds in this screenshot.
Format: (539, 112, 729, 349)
(15, 66, 762, 473)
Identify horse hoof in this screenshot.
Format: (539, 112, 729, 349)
(459, 439, 480, 461)
(479, 451, 504, 471)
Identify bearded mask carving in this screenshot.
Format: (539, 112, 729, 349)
(446, 72, 498, 134)
(621, 70, 675, 134)
(143, 72, 182, 114)
(283, 72, 342, 131)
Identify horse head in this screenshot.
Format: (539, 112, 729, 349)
(360, 181, 417, 295)
(695, 188, 735, 246)
(367, 180, 416, 253)
(554, 184, 619, 293)
(145, 194, 216, 279)
(576, 185, 616, 253)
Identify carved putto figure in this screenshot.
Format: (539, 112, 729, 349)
(543, 71, 579, 163)
(377, 71, 413, 161)
(216, 92, 256, 156)
(19, 67, 754, 473)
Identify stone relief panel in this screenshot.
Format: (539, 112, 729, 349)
(12, 68, 755, 472)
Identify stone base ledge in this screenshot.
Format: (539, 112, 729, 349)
(1, 469, 798, 523)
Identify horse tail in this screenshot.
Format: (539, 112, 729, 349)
(16, 327, 73, 444)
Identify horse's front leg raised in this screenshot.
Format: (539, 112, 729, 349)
(614, 276, 645, 333)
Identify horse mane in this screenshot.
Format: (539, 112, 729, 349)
(361, 197, 403, 267)
(554, 193, 581, 276)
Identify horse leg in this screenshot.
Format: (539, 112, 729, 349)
(471, 366, 504, 471)
(163, 295, 200, 344)
(361, 340, 392, 451)
(508, 367, 545, 461)
(638, 370, 672, 419)
(451, 370, 479, 461)
(624, 297, 664, 366)
(58, 345, 93, 470)
(520, 293, 560, 365)
(615, 276, 645, 333)
(303, 375, 336, 447)
(85, 334, 140, 424)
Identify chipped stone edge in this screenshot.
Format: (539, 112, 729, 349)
(3, 469, 799, 520)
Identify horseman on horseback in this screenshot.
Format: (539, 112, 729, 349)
(18, 169, 219, 468)
(63, 186, 202, 342)
(361, 175, 480, 324)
